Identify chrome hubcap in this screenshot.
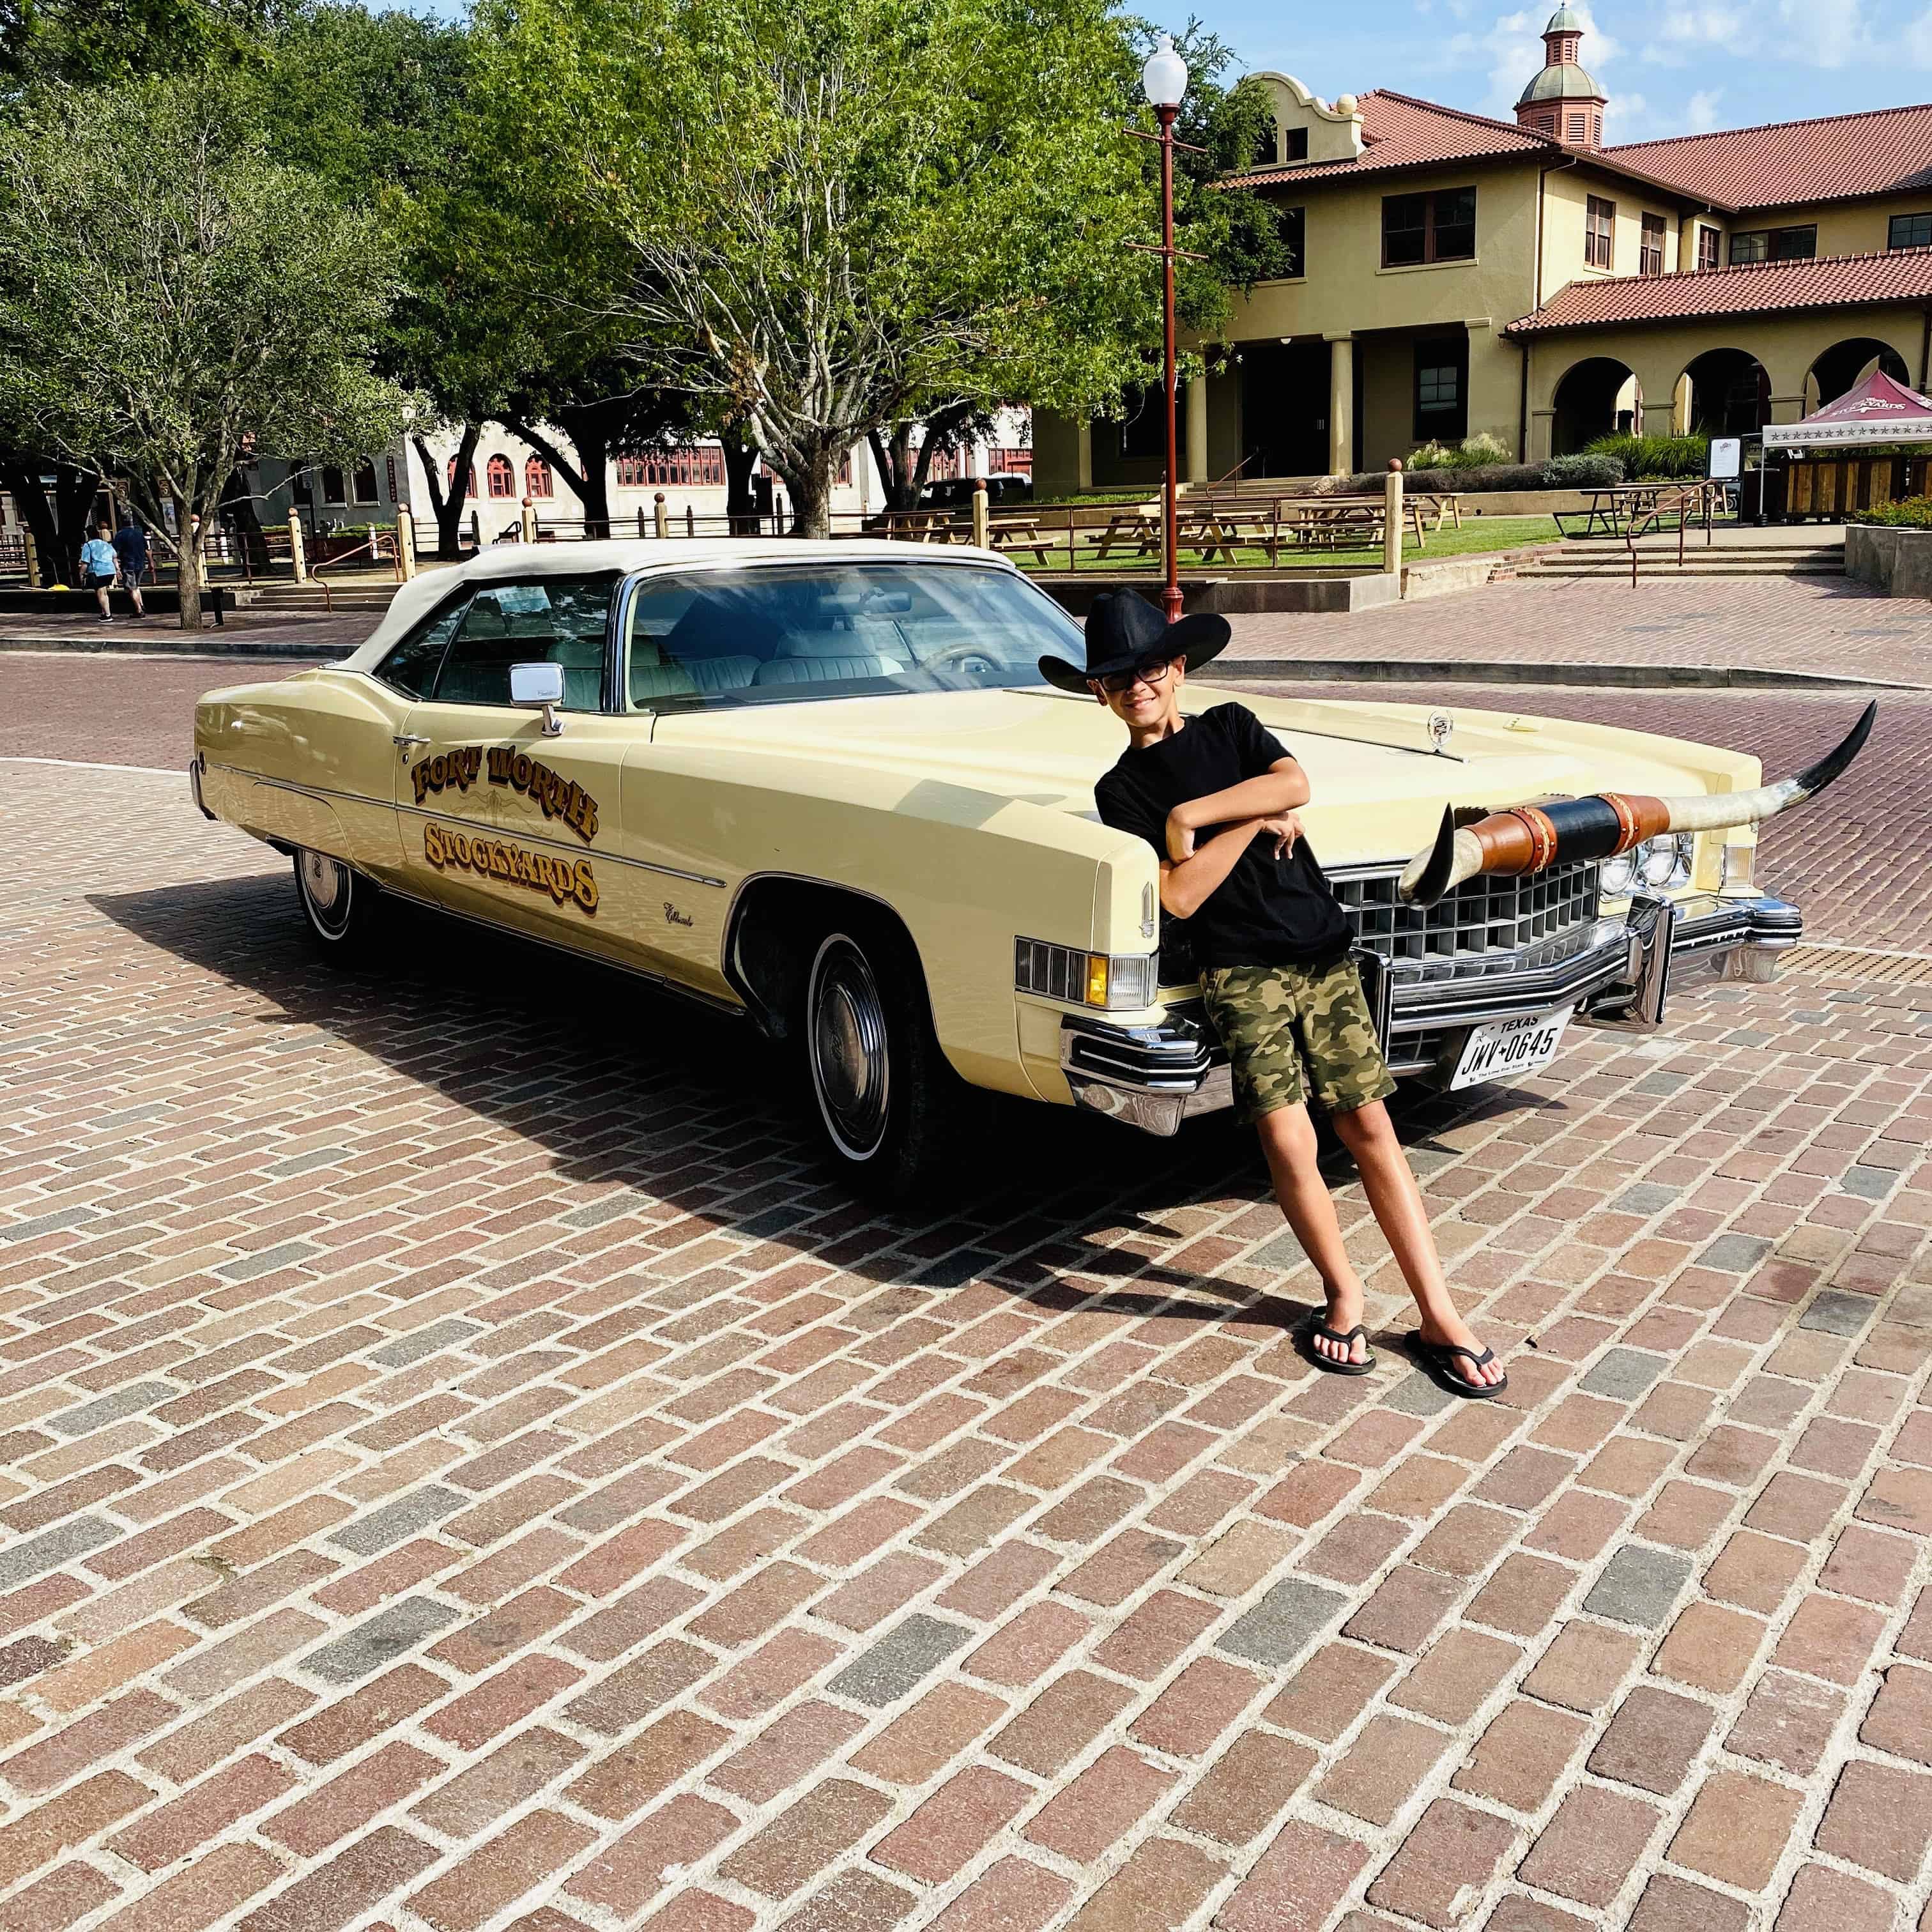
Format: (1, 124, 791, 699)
(300, 850, 349, 929)
(809, 938, 889, 1158)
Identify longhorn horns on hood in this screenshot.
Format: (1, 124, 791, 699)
(1397, 702, 1876, 907)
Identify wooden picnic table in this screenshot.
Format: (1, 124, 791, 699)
(1292, 494, 1430, 548)
(1085, 508, 1161, 562)
(987, 516, 1057, 565)
(1552, 480, 1722, 540)
(1176, 506, 1287, 565)
(877, 509, 969, 544)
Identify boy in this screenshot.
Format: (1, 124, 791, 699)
(79, 523, 119, 622)
(1041, 592, 1503, 1397)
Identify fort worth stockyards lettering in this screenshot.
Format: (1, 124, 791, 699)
(410, 742, 601, 843)
(422, 822, 599, 912)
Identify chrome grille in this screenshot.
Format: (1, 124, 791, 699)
(1333, 861, 1602, 965)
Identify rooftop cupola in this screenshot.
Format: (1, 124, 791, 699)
(1515, 4, 1607, 150)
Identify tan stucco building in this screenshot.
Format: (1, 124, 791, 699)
(1035, 13, 1932, 492)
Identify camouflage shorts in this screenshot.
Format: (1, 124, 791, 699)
(1200, 956, 1398, 1123)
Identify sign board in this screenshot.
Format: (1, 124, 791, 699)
(1708, 438, 1742, 480)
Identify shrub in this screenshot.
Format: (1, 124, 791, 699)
(1849, 496, 1932, 526)
(1408, 433, 1515, 471)
(1583, 432, 1708, 480)
(1542, 453, 1625, 487)
(1333, 463, 1549, 494)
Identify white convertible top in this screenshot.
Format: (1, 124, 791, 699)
(338, 538, 1011, 672)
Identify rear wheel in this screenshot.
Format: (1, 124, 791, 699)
(802, 921, 970, 1200)
(293, 848, 379, 960)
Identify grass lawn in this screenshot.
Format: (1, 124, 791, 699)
(1011, 513, 1563, 573)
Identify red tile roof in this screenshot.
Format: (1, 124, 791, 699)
(1607, 103, 1932, 211)
(1225, 89, 1554, 188)
(1504, 247, 1932, 336)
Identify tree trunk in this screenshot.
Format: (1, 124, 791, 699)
(722, 424, 759, 535)
(504, 413, 610, 540)
(174, 485, 202, 631)
(778, 447, 836, 539)
(555, 403, 618, 540)
(0, 453, 96, 583)
(414, 423, 481, 560)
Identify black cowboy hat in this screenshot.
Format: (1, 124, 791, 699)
(1038, 590, 1231, 695)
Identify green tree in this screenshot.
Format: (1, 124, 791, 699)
(475, 0, 1165, 537)
(0, 72, 408, 625)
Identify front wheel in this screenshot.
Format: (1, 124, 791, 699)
(803, 923, 972, 1200)
(293, 848, 379, 960)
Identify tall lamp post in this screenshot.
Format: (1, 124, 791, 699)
(1135, 35, 1194, 622)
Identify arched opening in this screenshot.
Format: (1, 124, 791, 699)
(1804, 338, 1911, 412)
(1552, 356, 1640, 454)
(486, 454, 516, 498)
(1682, 349, 1770, 437)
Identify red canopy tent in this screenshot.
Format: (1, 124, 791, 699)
(1764, 367, 1932, 451)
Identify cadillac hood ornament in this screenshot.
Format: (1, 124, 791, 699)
(1399, 702, 1876, 906)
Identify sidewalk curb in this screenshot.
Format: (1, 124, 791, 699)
(1208, 659, 1924, 691)
(0, 634, 351, 660)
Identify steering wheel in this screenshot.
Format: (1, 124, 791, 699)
(922, 643, 1003, 676)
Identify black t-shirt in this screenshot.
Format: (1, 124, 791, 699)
(1094, 703, 1351, 973)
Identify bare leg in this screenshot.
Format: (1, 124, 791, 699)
(1331, 1100, 1501, 1386)
(1253, 1103, 1369, 1366)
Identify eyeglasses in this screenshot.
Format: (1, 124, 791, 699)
(1094, 656, 1175, 696)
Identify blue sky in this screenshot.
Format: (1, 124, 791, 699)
(1208, 0, 1932, 144)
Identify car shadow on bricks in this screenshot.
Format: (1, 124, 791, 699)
(89, 870, 1552, 1319)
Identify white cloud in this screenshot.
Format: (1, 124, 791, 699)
(1777, 0, 1868, 68)
(1641, 6, 1747, 65)
(1685, 87, 1724, 131)
(1906, 6, 1932, 63)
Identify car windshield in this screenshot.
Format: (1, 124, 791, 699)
(622, 560, 1084, 710)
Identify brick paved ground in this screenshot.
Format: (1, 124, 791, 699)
(1222, 578, 1932, 688)
(0, 606, 375, 657)
(1, 675, 1930, 1929)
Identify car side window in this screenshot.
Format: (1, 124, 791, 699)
(427, 574, 619, 711)
(375, 595, 471, 698)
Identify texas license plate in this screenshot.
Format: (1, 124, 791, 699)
(1450, 1007, 1575, 1090)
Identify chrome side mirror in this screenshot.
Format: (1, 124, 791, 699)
(509, 660, 565, 737)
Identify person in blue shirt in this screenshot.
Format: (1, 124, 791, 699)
(79, 524, 119, 621)
(112, 515, 150, 617)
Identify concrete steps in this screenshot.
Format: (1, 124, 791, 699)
(1522, 542, 1844, 580)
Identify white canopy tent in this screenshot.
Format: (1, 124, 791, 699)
(1763, 367, 1932, 452)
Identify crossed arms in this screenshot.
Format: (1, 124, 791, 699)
(1158, 758, 1310, 919)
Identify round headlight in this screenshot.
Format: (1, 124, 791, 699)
(1637, 831, 1694, 889)
(1600, 851, 1637, 897)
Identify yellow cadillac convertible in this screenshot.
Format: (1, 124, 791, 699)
(192, 540, 1816, 1197)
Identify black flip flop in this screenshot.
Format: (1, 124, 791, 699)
(1296, 1314, 1377, 1376)
(1409, 1333, 1507, 1400)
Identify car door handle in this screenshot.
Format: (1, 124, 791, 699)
(392, 734, 429, 750)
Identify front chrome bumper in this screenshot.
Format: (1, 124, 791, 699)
(1061, 891, 1803, 1136)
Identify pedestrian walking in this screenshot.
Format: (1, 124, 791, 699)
(112, 512, 150, 617)
(79, 523, 119, 622)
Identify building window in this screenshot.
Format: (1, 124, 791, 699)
(1281, 205, 1307, 277)
(1889, 211, 1932, 250)
(1258, 118, 1278, 165)
(616, 448, 729, 488)
(353, 460, 379, 505)
(1382, 187, 1476, 266)
(1697, 224, 1720, 271)
(1413, 337, 1468, 441)
(321, 465, 347, 505)
(1640, 213, 1666, 277)
(1283, 126, 1308, 162)
(1730, 225, 1816, 264)
(525, 457, 553, 499)
(290, 467, 312, 507)
(1585, 195, 1615, 270)
(447, 457, 476, 499)
(486, 454, 516, 498)
(988, 447, 1032, 475)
